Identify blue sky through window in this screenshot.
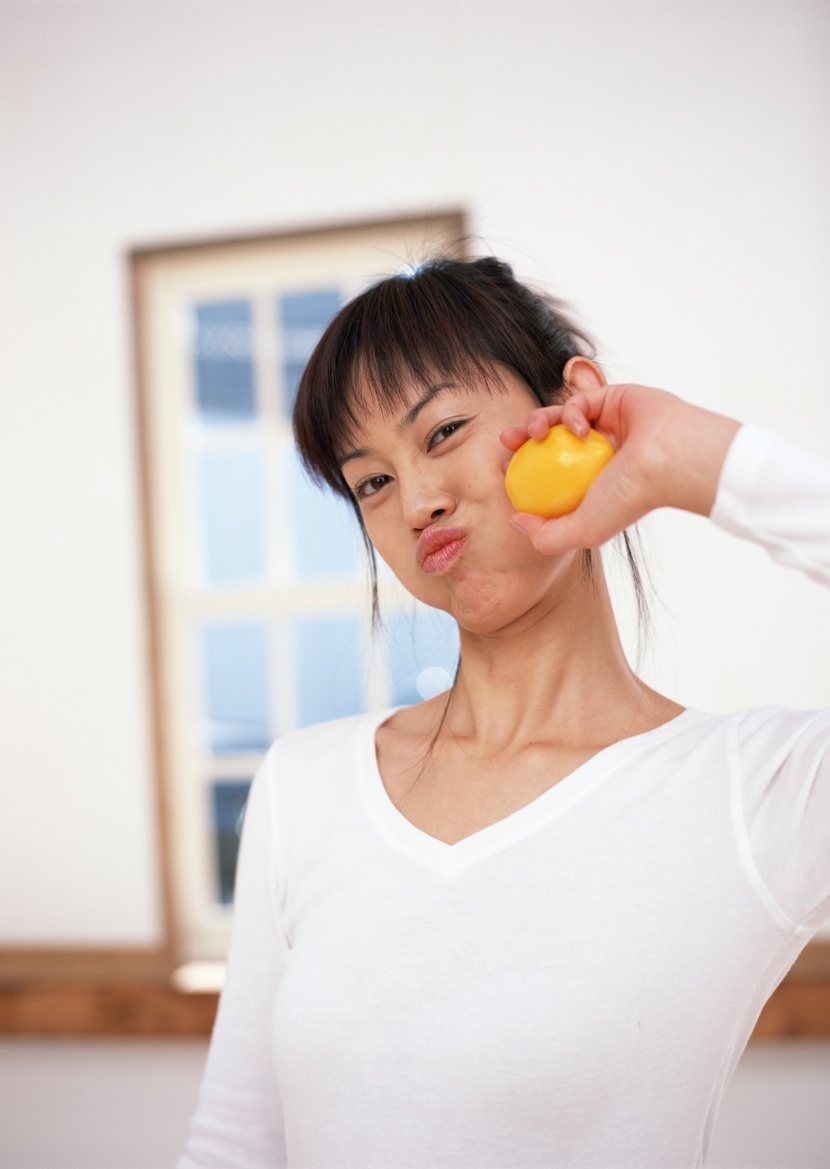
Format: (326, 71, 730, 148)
(279, 289, 341, 414)
(193, 300, 256, 423)
(293, 615, 364, 726)
(287, 448, 359, 580)
(197, 449, 267, 584)
(384, 607, 460, 707)
(202, 621, 271, 753)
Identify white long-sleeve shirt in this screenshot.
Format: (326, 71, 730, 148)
(179, 424, 830, 1169)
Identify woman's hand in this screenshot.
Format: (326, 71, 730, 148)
(500, 384, 742, 555)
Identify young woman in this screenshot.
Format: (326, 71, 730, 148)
(179, 256, 830, 1169)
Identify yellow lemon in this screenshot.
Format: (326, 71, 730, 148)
(505, 424, 615, 517)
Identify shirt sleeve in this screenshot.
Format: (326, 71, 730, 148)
(710, 424, 830, 931)
(178, 747, 289, 1169)
(710, 423, 830, 587)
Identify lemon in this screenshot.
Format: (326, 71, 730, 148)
(505, 424, 615, 517)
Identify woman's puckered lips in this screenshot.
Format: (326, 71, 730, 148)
(416, 525, 469, 571)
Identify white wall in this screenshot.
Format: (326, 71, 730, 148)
(0, 0, 828, 945)
(2, 1038, 830, 1169)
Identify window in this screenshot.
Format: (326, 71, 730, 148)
(133, 215, 465, 959)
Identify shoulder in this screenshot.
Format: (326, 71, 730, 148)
(253, 707, 397, 805)
(675, 706, 830, 788)
(275, 710, 371, 753)
(731, 704, 830, 769)
(655, 705, 830, 771)
(259, 708, 386, 770)
(242, 709, 398, 859)
(680, 703, 829, 740)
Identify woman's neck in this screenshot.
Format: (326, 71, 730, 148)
(442, 560, 675, 752)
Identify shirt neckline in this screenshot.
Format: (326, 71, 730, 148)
(357, 703, 705, 876)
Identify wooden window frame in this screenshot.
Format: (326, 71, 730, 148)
(133, 210, 466, 962)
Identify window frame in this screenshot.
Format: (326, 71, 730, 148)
(130, 213, 467, 964)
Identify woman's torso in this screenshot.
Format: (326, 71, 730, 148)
(269, 703, 827, 1168)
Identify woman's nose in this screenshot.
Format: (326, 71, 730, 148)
(402, 483, 457, 530)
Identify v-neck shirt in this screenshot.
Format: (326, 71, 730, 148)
(179, 425, 830, 1169)
(361, 703, 705, 876)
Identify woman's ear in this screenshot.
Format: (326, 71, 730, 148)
(561, 356, 607, 396)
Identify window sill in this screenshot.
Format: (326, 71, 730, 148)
(0, 949, 218, 1037)
(0, 980, 218, 1036)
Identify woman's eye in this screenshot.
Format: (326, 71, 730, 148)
(354, 475, 390, 501)
(428, 420, 466, 450)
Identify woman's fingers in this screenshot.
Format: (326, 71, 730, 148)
(557, 396, 605, 440)
(500, 426, 531, 452)
(520, 396, 608, 440)
(525, 405, 565, 439)
(501, 387, 623, 455)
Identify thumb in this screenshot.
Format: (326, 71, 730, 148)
(509, 464, 646, 555)
(510, 508, 601, 556)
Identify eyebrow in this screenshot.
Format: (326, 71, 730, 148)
(396, 382, 456, 430)
(337, 382, 456, 468)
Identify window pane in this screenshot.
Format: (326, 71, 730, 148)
(287, 448, 359, 580)
(278, 289, 341, 414)
(193, 300, 256, 423)
(293, 615, 364, 726)
(385, 606, 460, 706)
(202, 621, 271, 753)
(211, 780, 251, 905)
(197, 449, 267, 585)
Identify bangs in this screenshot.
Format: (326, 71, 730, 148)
(292, 257, 593, 499)
(341, 283, 509, 439)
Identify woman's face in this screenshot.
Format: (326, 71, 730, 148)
(338, 365, 584, 635)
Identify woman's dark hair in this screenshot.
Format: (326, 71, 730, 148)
(293, 255, 647, 633)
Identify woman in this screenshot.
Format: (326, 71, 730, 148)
(179, 257, 830, 1168)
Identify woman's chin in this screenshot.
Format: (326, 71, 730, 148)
(441, 578, 554, 637)
(398, 554, 581, 633)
